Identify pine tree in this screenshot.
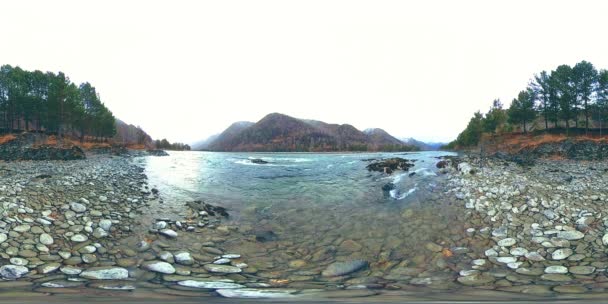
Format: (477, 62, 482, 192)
(508, 89, 536, 133)
(572, 61, 598, 134)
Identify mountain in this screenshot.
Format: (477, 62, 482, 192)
(201, 121, 255, 151)
(400, 137, 445, 151)
(201, 113, 417, 152)
(113, 119, 154, 148)
(364, 128, 404, 146)
(191, 134, 219, 150)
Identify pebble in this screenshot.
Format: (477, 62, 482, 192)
(99, 219, 112, 231)
(13, 224, 31, 232)
(552, 248, 573, 260)
(80, 267, 129, 280)
(214, 258, 231, 265)
(553, 285, 587, 293)
(10, 258, 28, 266)
(545, 265, 568, 274)
(569, 266, 596, 275)
(70, 202, 87, 213)
(509, 247, 528, 256)
(204, 264, 243, 274)
(216, 289, 298, 299)
(497, 238, 516, 247)
(160, 229, 178, 238)
(0, 265, 29, 280)
(177, 280, 245, 289)
(524, 252, 545, 261)
(39, 233, 54, 245)
(142, 261, 176, 274)
(496, 257, 517, 264)
(174, 252, 194, 265)
(540, 274, 571, 282)
(556, 230, 584, 240)
(70, 234, 88, 242)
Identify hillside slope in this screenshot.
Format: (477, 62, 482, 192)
(205, 113, 417, 152)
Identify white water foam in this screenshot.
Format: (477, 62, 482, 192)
(390, 187, 417, 200)
(414, 168, 437, 177)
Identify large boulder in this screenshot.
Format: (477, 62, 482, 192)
(365, 158, 414, 174)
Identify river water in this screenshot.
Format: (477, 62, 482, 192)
(130, 151, 485, 294)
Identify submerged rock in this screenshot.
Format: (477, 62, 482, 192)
(177, 280, 245, 289)
(250, 158, 268, 164)
(204, 264, 242, 274)
(186, 200, 229, 217)
(0, 265, 29, 280)
(366, 158, 414, 174)
(321, 260, 368, 277)
(216, 289, 298, 299)
(254, 230, 278, 242)
(79, 267, 129, 280)
(143, 261, 176, 274)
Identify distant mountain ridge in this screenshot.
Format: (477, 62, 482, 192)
(191, 121, 254, 150)
(400, 137, 445, 151)
(195, 113, 418, 152)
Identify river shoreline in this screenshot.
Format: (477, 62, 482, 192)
(1, 152, 608, 301)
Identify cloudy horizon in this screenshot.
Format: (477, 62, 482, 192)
(2, 0, 608, 144)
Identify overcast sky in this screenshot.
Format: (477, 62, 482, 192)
(2, 0, 608, 143)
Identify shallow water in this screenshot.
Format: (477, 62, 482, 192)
(132, 151, 474, 288)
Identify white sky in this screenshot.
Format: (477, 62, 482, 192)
(2, 0, 608, 143)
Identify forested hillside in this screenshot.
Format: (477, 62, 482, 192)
(205, 113, 418, 152)
(0, 65, 116, 140)
(447, 61, 608, 149)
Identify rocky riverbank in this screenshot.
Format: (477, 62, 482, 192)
(0, 155, 274, 298)
(3, 151, 608, 301)
(444, 154, 608, 295)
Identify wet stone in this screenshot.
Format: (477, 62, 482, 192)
(545, 265, 568, 274)
(569, 266, 596, 275)
(552, 248, 573, 260)
(457, 273, 495, 286)
(13, 224, 31, 232)
(38, 263, 61, 274)
(39, 233, 54, 245)
(515, 268, 544, 276)
(424, 242, 443, 252)
(204, 264, 242, 274)
(177, 280, 246, 289)
(556, 230, 584, 241)
(553, 285, 587, 293)
(497, 238, 516, 247)
(540, 274, 572, 282)
(143, 261, 176, 274)
(524, 252, 545, 261)
(70, 234, 88, 242)
(160, 229, 178, 238)
(80, 267, 129, 280)
(10, 258, 28, 266)
(60, 266, 82, 275)
(19, 250, 38, 258)
(321, 260, 368, 277)
(0, 265, 29, 280)
(174, 252, 194, 265)
(216, 288, 298, 299)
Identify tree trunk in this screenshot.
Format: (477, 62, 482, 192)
(523, 120, 527, 134)
(585, 100, 589, 135)
(544, 103, 549, 130)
